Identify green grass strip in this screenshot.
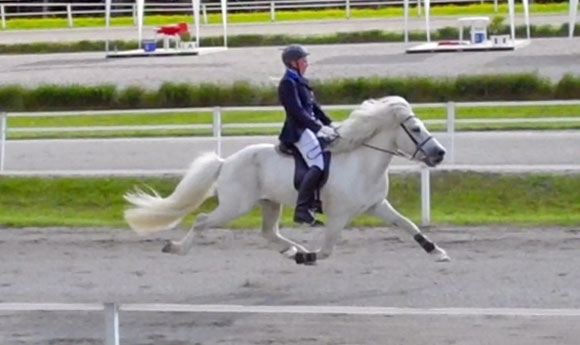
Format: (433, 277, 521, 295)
(2, 4, 568, 30)
(1, 171, 578, 228)
(6, 104, 580, 139)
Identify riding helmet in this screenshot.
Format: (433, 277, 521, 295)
(281, 44, 309, 68)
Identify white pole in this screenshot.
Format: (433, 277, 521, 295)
(508, 0, 516, 43)
(522, 0, 530, 40)
(136, 0, 145, 45)
(105, 0, 112, 52)
(221, 0, 228, 47)
(403, 0, 409, 43)
(424, 0, 431, 42)
(346, 0, 350, 19)
(270, 2, 275, 22)
(104, 303, 119, 345)
(570, 0, 578, 38)
(0, 111, 6, 173)
(446, 101, 455, 164)
(420, 167, 430, 226)
(67, 4, 73, 27)
(202, 4, 208, 24)
(213, 107, 222, 157)
(1, 5, 6, 30)
(192, 0, 200, 48)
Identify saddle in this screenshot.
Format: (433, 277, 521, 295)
(275, 140, 332, 214)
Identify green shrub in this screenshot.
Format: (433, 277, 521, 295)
(554, 73, 580, 99)
(0, 73, 578, 111)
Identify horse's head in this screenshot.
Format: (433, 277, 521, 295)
(327, 96, 446, 168)
(389, 98, 446, 167)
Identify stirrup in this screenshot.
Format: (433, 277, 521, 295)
(311, 199, 323, 214)
(294, 212, 325, 227)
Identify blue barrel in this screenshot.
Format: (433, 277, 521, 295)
(474, 32, 485, 44)
(142, 40, 156, 52)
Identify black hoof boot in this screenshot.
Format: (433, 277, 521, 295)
(295, 252, 317, 265)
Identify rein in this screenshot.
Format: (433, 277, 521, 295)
(331, 115, 434, 159)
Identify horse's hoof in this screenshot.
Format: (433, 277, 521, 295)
(161, 240, 176, 254)
(295, 252, 317, 265)
(280, 246, 298, 259)
(434, 249, 451, 262)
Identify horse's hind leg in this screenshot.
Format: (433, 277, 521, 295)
(366, 199, 450, 262)
(162, 194, 257, 256)
(260, 200, 310, 259)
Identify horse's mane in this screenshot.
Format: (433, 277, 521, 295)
(326, 95, 411, 153)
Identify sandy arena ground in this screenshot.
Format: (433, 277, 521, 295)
(1, 224, 579, 344)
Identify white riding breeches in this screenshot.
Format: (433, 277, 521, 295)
(293, 128, 324, 170)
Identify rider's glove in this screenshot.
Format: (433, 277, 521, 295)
(317, 125, 337, 140)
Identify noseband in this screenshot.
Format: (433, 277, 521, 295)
(333, 115, 434, 159)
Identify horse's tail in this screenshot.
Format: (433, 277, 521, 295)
(123, 152, 223, 235)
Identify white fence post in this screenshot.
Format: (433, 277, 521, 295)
(345, 0, 351, 19)
(1, 5, 6, 29)
(0, 111, 6, 173)
(270, 2, 275, 22)
(446, 101, 455, 164)
(213, 106, 222, 157)
(420, 167, 430, 226)
(104, 303, 120, 345)
(66, 4, 73, 27)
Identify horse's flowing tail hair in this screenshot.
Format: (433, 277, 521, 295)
(123, 152, 223, 234)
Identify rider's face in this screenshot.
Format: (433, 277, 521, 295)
(294, 57, 308, 75)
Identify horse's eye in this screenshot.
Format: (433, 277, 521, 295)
(412, 127, 421, 133)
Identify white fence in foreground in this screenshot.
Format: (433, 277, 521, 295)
(1, 302, 580, 345)
(1, 99, 580, 226)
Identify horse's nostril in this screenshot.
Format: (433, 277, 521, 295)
(437, 149, 445, 156)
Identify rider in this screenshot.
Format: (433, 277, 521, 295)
(277, 43, 338, 226)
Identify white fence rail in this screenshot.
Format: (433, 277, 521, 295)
(1, 99, 580, 226)
(1, 302, 580, 345)
(0, 0, 500, 29)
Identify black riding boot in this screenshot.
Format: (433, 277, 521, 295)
(294, 166, 324, 226)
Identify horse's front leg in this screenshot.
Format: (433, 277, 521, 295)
(313, 213, 352, 261)
(366, 199, 450, 262)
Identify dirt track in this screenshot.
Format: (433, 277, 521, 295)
(1, 224, 579, 344)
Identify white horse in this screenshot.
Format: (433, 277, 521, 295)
(123, 95, 451, 264)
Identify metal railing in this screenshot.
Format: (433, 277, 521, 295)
(0, 0, 499, 29)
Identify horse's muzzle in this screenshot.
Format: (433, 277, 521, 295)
(423, 147, 446, 167)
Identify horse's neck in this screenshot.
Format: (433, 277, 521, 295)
(354, 130, 396, 178)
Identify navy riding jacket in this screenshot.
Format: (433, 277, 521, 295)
(277, 68, 332, 144)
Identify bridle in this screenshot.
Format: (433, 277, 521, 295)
(334, 115, 435, 160)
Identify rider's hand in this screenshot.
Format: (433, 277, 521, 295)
(317, 125, 337, 139)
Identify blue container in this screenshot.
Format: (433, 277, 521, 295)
(474, 32, 485, 44)
(142, 40, 156, 52)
